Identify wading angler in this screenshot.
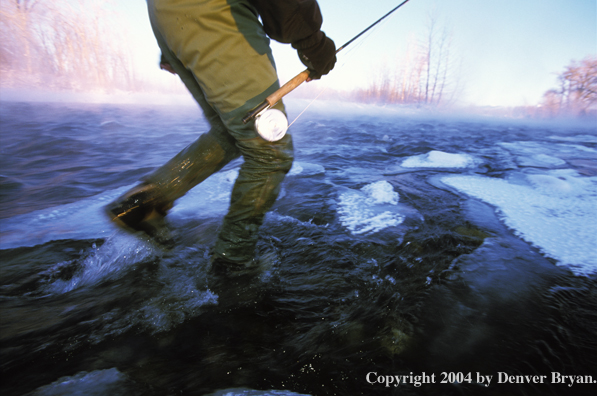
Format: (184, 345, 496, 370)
(106, 0, 413, 276)
(106, 0, 337, 273)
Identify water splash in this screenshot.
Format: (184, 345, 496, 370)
(43, 234, 158, 294)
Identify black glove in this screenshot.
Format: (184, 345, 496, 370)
(297, 32, 336, 79)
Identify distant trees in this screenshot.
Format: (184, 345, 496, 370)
(540, 56, 597, 117)
(0, 0, 138, 91)
(354, 12, 460, 106)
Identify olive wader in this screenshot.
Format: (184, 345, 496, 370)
(115, 0, 294, 265)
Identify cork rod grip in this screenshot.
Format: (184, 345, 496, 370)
(266, 70, 310, 107)
(242, 69, 311, 124)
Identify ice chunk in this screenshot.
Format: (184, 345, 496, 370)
(0, 170, 239, 250)
(361, 180, 400, 205)
(402, 150, 476, 168)
(29, 368, 129, 396)
(288, 162, 326, 176)
(499, 141, 597, 160)
(337, 181, 403, 235)
(516, 153, 566, 167)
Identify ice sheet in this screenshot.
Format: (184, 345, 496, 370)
(442, 170, 597, 276)
(0, 170, 239, 250)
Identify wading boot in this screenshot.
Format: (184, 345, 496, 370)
(208, 256, 267, 309)
(105, 184, 175, 249)
(207, 246, 281, 309)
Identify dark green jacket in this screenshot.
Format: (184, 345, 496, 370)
(249, 0, 326, 51)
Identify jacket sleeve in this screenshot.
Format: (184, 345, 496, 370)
(248, 0, 325, 50)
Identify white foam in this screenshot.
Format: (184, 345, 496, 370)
(337, 180, 404, 235)
(401, 150, 476, 169)
(442, 171, 597, 276)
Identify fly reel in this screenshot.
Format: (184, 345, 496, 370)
(254, 108, 288, 142)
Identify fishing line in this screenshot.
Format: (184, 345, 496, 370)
(288, 4, 403, 127)
(246, 0, 413, 140)
(286, 36, 367, 127)
(287, 85, 329, 128)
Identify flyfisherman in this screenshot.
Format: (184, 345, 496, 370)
(105, 0, 336, 274)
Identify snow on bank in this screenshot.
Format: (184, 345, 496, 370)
(442, 170, 597, 277)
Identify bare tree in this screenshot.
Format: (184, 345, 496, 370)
(541, 56, 597, 117)
(422, 11, 456, 106)
(541, 89, 561, 117)
(0, 0, 42, 76)
(355, 13, 458, 107)
(423, 13, 435, 104)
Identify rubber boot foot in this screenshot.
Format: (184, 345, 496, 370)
(105, 185, 175, 250)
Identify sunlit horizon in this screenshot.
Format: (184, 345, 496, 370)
(1, 0, 595, 115)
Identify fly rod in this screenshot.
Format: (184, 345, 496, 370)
(242, 0, 412, 124)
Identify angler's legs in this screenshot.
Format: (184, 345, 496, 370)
(107, 0, 294, 265)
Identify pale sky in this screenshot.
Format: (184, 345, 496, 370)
(122, 0, 597, 107)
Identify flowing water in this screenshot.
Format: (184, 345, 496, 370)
(1, 100, 596, 396)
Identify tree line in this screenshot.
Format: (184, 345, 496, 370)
(0, 0, 139, 91)
(539, 56, 597, 118)
(1, 1, 595, 118)
(2, 3, 461, 104)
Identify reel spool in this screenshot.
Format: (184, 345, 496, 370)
(254, 109, 288, 142)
